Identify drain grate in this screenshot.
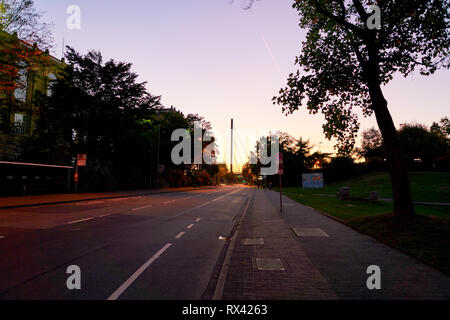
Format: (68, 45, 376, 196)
(292, 228, 329, 237)
(256, 258, 285, 271)
(261, 219, 283, 223)
(242, 238, 264, 245)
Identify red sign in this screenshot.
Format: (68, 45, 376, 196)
(77, 154, 87, 167)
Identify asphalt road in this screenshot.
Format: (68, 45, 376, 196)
(0, 185, 251, 300)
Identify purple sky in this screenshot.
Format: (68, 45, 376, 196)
(35, 0, 450, 168)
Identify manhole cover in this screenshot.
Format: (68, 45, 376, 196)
(292, 228, 329, 237)
(242, 238, 264, 245)
(256, 258, 285, 271)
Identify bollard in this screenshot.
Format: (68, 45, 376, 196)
(338, 186, 351, 200)
(369, 191, 379, 203)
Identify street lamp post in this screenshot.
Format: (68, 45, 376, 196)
(156, 125, 160, 190)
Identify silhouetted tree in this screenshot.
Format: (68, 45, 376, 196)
(431, 117, 450, 143)
(21, 47, 219, 190)
(398, 123, 449, 170)
(272, 1, 450, 217)
(358, 127, 386, 165)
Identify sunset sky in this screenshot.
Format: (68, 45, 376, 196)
(35, 0, 450, 170)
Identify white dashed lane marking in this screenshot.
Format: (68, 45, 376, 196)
(131, 205, 153, 211)
(66, 213, 112, 225)
(187, 224, 194, 229)
(67, 217, 94, 225)
(175, 232, 185, 239)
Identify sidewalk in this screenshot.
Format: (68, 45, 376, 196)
(0, 186, 217, 209)
(220, 189, 450, 299)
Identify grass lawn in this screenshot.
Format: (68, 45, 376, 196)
(285, 171, 450, 203)
(279, 171, 450, 274)
(283, 192, 450, 220)
(347, 214, 450, 275)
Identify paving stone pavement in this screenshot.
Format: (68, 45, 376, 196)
(222, 189, 337, 299)
(221, 189, 450, 300)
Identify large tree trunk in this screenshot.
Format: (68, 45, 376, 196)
(369, 84, 415, 217)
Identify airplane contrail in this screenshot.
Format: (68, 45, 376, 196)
(260, 33, 282, 74)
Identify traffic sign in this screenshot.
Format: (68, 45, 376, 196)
(77, 154, 87, 167)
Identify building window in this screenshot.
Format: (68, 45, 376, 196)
(14, 113, 28, 135)
(47, 73, 56, 96)
(13, 62, 28, 102)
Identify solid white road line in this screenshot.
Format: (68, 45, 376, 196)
(99, 214, 112, 217)
(131, 205, 153, 211)
(107, 243, 172, 300)
(187, 224, 194, 229)
(175, 232, 185, 239)
(213, 191, 253, 300)
(109, 197, 131, 201)
(67, 217, 94, 225)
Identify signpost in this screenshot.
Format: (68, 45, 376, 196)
(75, 154, 87, 192)
(77, 154, 87, 167)
(277, 152, 283, 212)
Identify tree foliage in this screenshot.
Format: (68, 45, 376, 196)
(357, 127, 386, 164)
(251, 132, 325, 186)
(358, 120, 450, 170)
(20, 47, 217, 190)
(242, 161, 255, 183)
(267, 0, 450, 216)
(272, 0, 450, 152)
(398, 122, 450, 170)
(430, 117, 450, 142)
(0, 0, 53, 95)
(0, 0, 53, 48)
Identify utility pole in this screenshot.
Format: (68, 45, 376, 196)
(74, 156, 79, 193)
(278, 152, 283, 212)
(67, 168, 71, 192)
(230, 118, 233, 173)
(279, 173, 282, 212)
(62, 37, 65, 60)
